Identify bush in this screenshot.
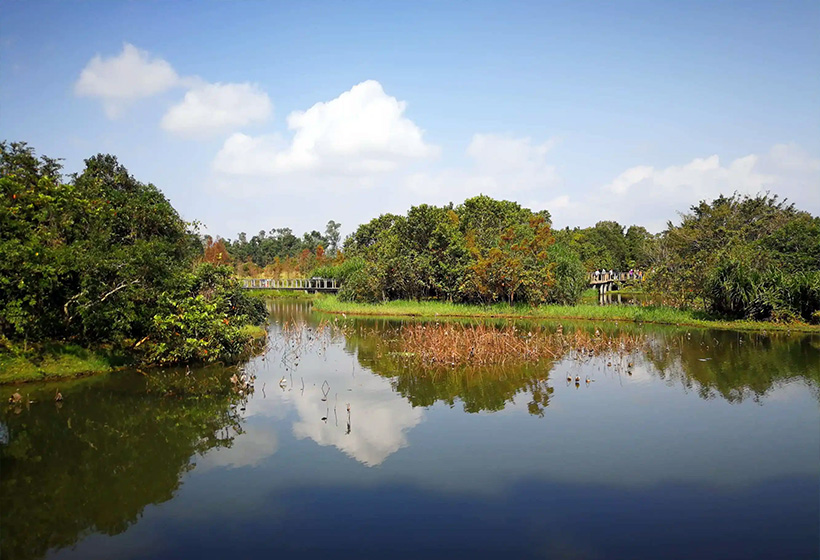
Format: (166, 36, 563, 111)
(311, 257, 366, 283)
(142, 263, 266, 364)
(704, 258, 820, 322)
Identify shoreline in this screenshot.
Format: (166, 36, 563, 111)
(311, 296, 820, 334)
(0, 325, 268, 385)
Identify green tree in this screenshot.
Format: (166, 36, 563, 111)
(651, 193, 820, 321)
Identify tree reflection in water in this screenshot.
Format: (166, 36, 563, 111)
(0, 366, 246, 560)
(337, 317, 820, 413)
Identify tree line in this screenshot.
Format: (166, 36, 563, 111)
(336, 196, 586, 305)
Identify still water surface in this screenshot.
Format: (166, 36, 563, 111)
(2, 301, 819, 559)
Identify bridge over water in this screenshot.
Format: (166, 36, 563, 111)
(242, 277, 340, 293)
(588, 271, 643, 294)
(242, 272, 641, 296)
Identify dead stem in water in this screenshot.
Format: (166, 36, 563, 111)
(275, 319, 344, 370)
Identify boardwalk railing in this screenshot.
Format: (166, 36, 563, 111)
(589, 271, 642, 284)
(588, 271, 644, 294)
(241, 277, 340, 291)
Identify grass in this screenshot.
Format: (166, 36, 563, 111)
(0, 343, 125, 384)
(312, 296, 820, 333)
(238, 324, 268, 340)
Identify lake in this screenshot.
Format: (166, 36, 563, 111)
(2, 300, 818, 560)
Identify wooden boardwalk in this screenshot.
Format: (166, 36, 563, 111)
(241, 277, 340, 293)
(588, 272, 643, 294)
(242, 271, 642, 296)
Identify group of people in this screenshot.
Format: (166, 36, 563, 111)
(591, 269, 644, 281)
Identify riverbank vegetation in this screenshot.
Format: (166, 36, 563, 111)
(313, 296, 820, 332)
(206, 220, 344, 279)
(311, 192, 819, 327)
(1, 142, 266, 382)
(400, 322, 646, 368)
(648, 194, 820, 323)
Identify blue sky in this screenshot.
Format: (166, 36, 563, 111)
(2, 0, 818, 238)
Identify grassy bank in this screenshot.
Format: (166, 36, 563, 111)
(312, 296, 820, 333)
(0, 343, 128, 384)
(1, 326, 269, 385)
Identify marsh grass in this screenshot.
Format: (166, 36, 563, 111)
(400, 322, 646, 368)
(313, 296, 820, 333)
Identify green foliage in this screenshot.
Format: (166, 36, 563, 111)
(652, 193, 820, 322)
(553, 221, 655, 271)
(311, 256, 366, 282)
(1, 142, 198, 343)
(338, 261, 387, 303)
(341, 196, 577, 305)
(225, 220, 341, 266)
(545, 243, 587, 304)
(0, 142, 265, 368)
(143, 264, 266, 365)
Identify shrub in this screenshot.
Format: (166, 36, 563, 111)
(311, 256, 366, 283)
(142, 263, 266, 364)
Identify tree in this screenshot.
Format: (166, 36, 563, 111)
(341, 196, 572, 305)
(325, 220, 341, 255)
(1, 142, 265, 361)
(650, 193, 820, 321)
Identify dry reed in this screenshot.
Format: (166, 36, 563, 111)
(400, 323, 646, 368)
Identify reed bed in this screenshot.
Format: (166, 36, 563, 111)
(400, 323, 646, 368)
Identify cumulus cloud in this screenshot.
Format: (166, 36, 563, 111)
(212, 80, 437, 180)
(405, 133, 560, 201)
(290, 371, 424, 467)
(161, 82, 272, 137)
(197, 424, 278, 471)
(75, 43, 184, 117)
(603, 153, 773, 199)
(546, 143, 820, 232)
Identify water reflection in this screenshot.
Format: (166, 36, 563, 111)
(1, 301, 818, 560)
(288, 372, 423, 466)
(255, 301, 424, 466)
(0, 367, 244, 560)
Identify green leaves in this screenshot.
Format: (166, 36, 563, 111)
(1, 143, 265, 364)
(142, 263, 266, 364)
(655, 193, 820, 322)
(340, 197, 577, 305)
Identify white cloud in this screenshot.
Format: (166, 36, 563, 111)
(603, 154, 773, 200)
(767, 142, 820, 172)
(547, 143, 820, 232)
(212, 80, 437, 181)
(405, 133, 560, 201)
(161, 82, 272, 137)
(75, 43, 184, 117)
(197, 424, 278, 471)
(290, 372, 424, 467)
